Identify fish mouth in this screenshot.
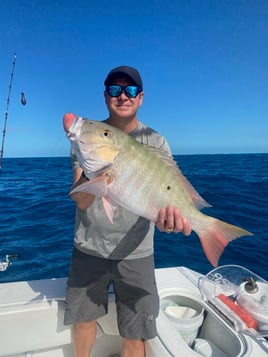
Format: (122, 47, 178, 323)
(66, 116, 84, 141)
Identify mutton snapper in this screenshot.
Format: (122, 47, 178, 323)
(63, 113, 252, 267)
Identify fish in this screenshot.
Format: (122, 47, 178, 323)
(63, 112, 253, 267)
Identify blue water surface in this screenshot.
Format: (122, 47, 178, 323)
(0, 154, 267, 283)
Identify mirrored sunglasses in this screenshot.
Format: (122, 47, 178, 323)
(106, 85, 142, 98)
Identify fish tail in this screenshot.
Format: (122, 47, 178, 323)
(197, 219, 253, 268)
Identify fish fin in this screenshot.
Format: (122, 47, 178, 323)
(102, 196, 117, 223)
(145, 145, 177, 167)
(175, 171, 211, 209)
(197, 219, 253, 267)
(70, 176, 108, 197)
(145, 146, 211, 209)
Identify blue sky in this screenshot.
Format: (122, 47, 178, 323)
(0, 0, 267, 157)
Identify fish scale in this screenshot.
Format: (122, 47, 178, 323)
(112, 141, 177, 219)
(113, 147, 156, 214)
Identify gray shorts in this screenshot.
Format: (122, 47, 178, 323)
(64, 247, 159, 340)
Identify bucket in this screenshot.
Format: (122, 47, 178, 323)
(193, 338, 229, 357)
(160, 295, 204, 345)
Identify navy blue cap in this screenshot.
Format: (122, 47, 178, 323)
(104, 66, 143, 89)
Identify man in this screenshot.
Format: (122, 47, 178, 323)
(64, 66, 191, 357)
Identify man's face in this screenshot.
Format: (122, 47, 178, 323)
(104, 77, 144, 120)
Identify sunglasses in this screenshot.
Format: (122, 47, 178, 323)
(106, 85, 142, 98)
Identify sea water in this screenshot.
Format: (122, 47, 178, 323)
(0, 154, 267, 283)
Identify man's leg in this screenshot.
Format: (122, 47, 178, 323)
(73, 320, 97, 357)
(122, 338, 145, 357)
(65, 251, 111, 356)
(114, 256, 158, 357)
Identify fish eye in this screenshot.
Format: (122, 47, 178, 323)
(103, 129, 111, 137)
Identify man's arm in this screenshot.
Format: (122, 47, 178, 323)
(70, 167, 95, 210)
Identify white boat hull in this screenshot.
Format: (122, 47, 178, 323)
(0, 267, 267, 357)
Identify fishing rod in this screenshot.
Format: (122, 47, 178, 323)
(0, 54, 19, 272)
(0, 53, 17, 173)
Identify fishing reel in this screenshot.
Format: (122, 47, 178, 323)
(0, 254, 18, 272)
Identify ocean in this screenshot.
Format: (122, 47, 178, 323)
(0, 154, 267, 284)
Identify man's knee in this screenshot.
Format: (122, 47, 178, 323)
(122, 338, 145, 352)
(74, 320, 96, 334)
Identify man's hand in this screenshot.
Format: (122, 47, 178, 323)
(70, 168, 95, 210)
(156, 205, 191, 235)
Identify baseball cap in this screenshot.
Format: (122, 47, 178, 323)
(104, 66, 143, 89)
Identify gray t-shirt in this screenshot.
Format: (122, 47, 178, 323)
(71, 120, 171, 260)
